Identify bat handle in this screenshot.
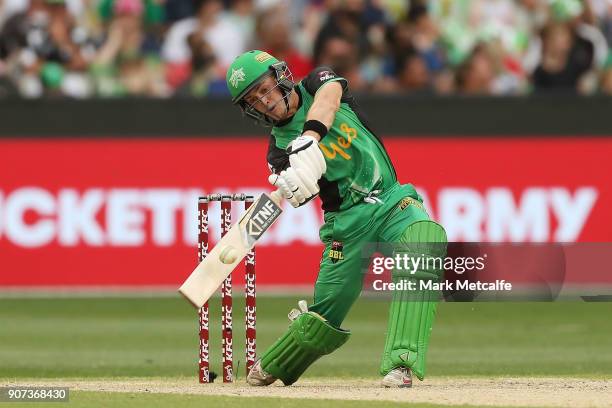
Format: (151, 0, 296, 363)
(270, 189, 283, 206)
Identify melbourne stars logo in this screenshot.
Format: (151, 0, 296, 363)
(229, 67, 246, 88)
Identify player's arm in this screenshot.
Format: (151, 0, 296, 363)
(302, 81, 343, 141)
(270, 69, 346, 207)
(280, 81, 342, 196)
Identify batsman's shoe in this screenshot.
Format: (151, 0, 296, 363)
(382, 367, 413, 388)
(247, 360, 277, 386)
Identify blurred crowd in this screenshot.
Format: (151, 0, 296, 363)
(0, 0, 611, 98)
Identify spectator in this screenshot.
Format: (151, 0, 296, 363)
(90, 0, 168, 97)
(0, 0, 93, 97)
(162, 0, 245, 69)
(0, 0, 610, 98)
(456, 44, 496, 94)
(289, 0, 326, 57)
(313, 0, 369, 64)
(430, 0, 533, 67)
(533, 21, 593, 91)
(98, 0, 164, 26)
(405, 3, 445, 72)
(224, 0, 256, 49)
(359, 3, 389, 87)
(395, 48, 431, 93)
(175, 32, 226, 97)
(255, 5, 312, 80)
(317, 34, 366, 91)
(384, 4, 450, 94)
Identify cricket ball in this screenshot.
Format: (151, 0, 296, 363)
(219, 245, 238, 264)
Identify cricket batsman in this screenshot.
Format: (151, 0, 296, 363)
(226, 50, 447, 388)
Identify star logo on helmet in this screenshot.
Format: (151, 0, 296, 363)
(229, 67, 246, 88)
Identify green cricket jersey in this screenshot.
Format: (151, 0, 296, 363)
(267, 67, 398, 212)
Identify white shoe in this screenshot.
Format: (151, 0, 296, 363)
(382, 366, 413, 388)
(246, 360, 277, 386)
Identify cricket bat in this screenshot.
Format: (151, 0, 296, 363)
(179, 191, 283, 308)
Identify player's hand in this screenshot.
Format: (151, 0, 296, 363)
(286, 135, 327, 181)
(268, 167, 319, 208)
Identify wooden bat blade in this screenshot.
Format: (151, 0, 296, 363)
(178, 192, 282, 308)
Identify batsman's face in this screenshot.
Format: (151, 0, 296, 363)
(244, 75, 287, 121)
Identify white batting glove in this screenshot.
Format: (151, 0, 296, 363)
(268, 167, 320, 208)
(286, 135, 327, 181)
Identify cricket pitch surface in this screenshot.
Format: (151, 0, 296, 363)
(6, 377, 611, 407)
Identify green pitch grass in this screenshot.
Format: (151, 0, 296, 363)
(0, 392, 532, 408)
(1, 295, 611, 379)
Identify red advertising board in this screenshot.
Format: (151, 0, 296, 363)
(0, 138, 610, 287)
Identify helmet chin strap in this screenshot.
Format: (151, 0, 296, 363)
(281, 87, 291, 118)
(272, 61, 294, 123)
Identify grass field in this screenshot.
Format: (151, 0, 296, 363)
(1, 295, 611, 407)
(0, 390, 555, 408)
(0, 390, 536, 408)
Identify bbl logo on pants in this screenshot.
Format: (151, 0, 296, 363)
(329, 241, 344, 263)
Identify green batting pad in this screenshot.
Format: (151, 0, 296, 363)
(261, 312, 350, 385)
(380, 221, 447, 380)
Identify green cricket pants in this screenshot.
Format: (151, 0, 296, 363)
(309, 182, 430, 327)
